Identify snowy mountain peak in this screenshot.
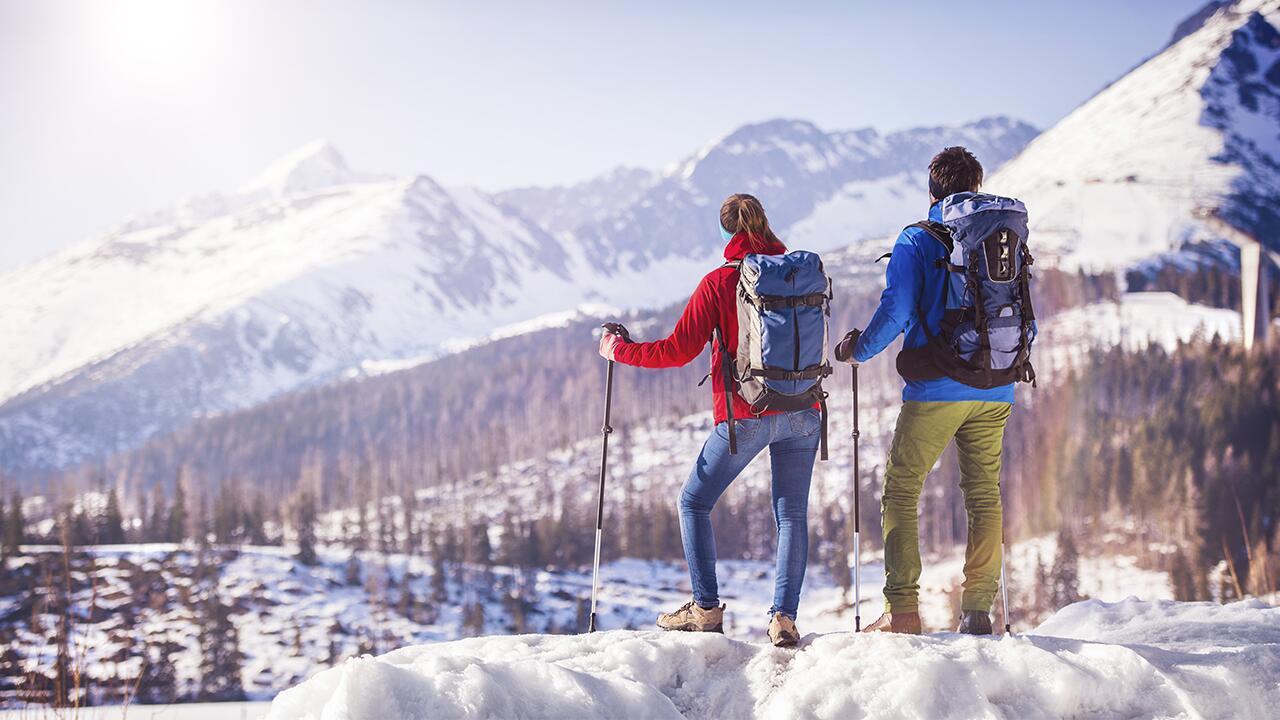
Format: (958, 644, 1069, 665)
(241, 140, 360, 197)
(1168, 1, 1235, 48)
(986, 0, 1280, 270)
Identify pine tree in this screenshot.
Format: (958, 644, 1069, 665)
(246, 490, 269, 546)
(169, 476, 188, 544)
(213, 484, 240, 545)
(345, 552, 362, 587)
(1049, 528, 1081, 609)
(197, 594, 245, 701)
(4, 492, 25, 555)
(148, 484, 168, 543)
(1034, 551, 1051, 617)
(295, 490, 319, 566)
(135, 641, 178, 704)
(460, 599, 485, 637)
(1169, 548, 1197, 601)
(62, 502, 94, 547)
(100, 488, 126, 545)
(430, 542, 448, 604)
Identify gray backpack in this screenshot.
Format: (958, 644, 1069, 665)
(897, 192, 1037, 388)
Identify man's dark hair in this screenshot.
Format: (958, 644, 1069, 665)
(928, 146, 983, 199)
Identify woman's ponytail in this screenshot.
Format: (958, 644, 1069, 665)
(719, 193, 782, 252)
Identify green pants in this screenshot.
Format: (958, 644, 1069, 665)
(881, 400, 1012, 613)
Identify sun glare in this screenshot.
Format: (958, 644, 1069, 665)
(81, 0, 220, 83)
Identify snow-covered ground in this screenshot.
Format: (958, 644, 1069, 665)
(266, 598, 1280, 720)
(3, 532, 1174, 713)
(0, 701, 271, 720)
(1037, 291, 1244, 372)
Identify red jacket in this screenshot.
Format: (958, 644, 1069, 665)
(612, 233, 789, 425)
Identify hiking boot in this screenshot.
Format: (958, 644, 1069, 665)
(656, 599, 724, 633)
(768, 613, 801, 647)
(863, 611, 922, 634)
(956, 610, 993, 635)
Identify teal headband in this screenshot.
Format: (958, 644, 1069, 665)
(720, 223, 734, 242)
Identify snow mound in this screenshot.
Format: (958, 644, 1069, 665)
(266, 599, 1280, 720)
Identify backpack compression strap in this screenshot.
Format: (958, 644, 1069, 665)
(715, 260, 742, 454)
(712, 326, 738, 454)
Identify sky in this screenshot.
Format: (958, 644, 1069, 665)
(0, 0, 1208, 272)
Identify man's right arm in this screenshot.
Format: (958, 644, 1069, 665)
(852, 232, 925, 363)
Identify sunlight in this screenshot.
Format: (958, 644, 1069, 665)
(80, 0, 221, 83)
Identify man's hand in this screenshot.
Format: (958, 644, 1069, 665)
(834, 328, 862, 364)
(599, 323, 631, 361)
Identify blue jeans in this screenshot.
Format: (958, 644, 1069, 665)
(679, 408, 821, 619)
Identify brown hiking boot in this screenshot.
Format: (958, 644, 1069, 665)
(768, 613, 800, 647)
(863, 611, 923, 634)
(657, 599, 724, 633)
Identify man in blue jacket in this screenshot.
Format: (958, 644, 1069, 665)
(836, 147, 1010, 635)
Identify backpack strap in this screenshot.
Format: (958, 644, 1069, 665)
(718, 260, 742, 453)
(908, 221, 953, 253)
(744, 293, 829, 311)
(747, 365, 833, 381)
(818, 396, 829, 462)
(711, 327, 738, 454)
(899, 221, 954, 343)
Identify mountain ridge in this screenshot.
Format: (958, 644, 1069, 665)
(0, 115, 1036, 473)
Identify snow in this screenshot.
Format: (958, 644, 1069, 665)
(785, 172, 924, 252)
(0, 702, 271, 719)
(266, 599, 1280, 720)
(240, 141, 364, 198)
(1038, 291, 1241, 372)
(0, 703, 271, 720)
(987, 0, 1280, 270)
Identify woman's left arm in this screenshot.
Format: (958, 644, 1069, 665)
(611, 274, 718, 369)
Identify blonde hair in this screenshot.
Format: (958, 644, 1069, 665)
(719, 193, 782, 252)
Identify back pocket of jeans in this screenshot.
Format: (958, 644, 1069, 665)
(787, 409, 821, 437)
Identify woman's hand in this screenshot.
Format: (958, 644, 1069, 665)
(599, 323, 632, 360)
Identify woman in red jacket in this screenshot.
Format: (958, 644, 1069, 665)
(599, 194, 821, 647)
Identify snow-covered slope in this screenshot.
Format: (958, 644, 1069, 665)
(0, 117, 1035, 472)
(572, 116, 1037, 272)
(0, 148, 590, 468)
(987, 0, 1280, 271)
(497, 167, 659, 235)
(266, 598, 1280, 720)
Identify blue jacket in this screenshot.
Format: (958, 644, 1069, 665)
(853, 202, 1015, 404)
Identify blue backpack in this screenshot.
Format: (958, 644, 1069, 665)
(712, 251, 833, 459)
(897, 192, 1037, 388)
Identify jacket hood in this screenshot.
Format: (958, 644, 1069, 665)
(723, 233, 787, 261)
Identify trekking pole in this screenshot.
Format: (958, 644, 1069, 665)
(999, 478, 1012, 635)
(851, 362, 861, 632)
(587, 352, 616, 633)
(1000, 541, 1011, 635)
